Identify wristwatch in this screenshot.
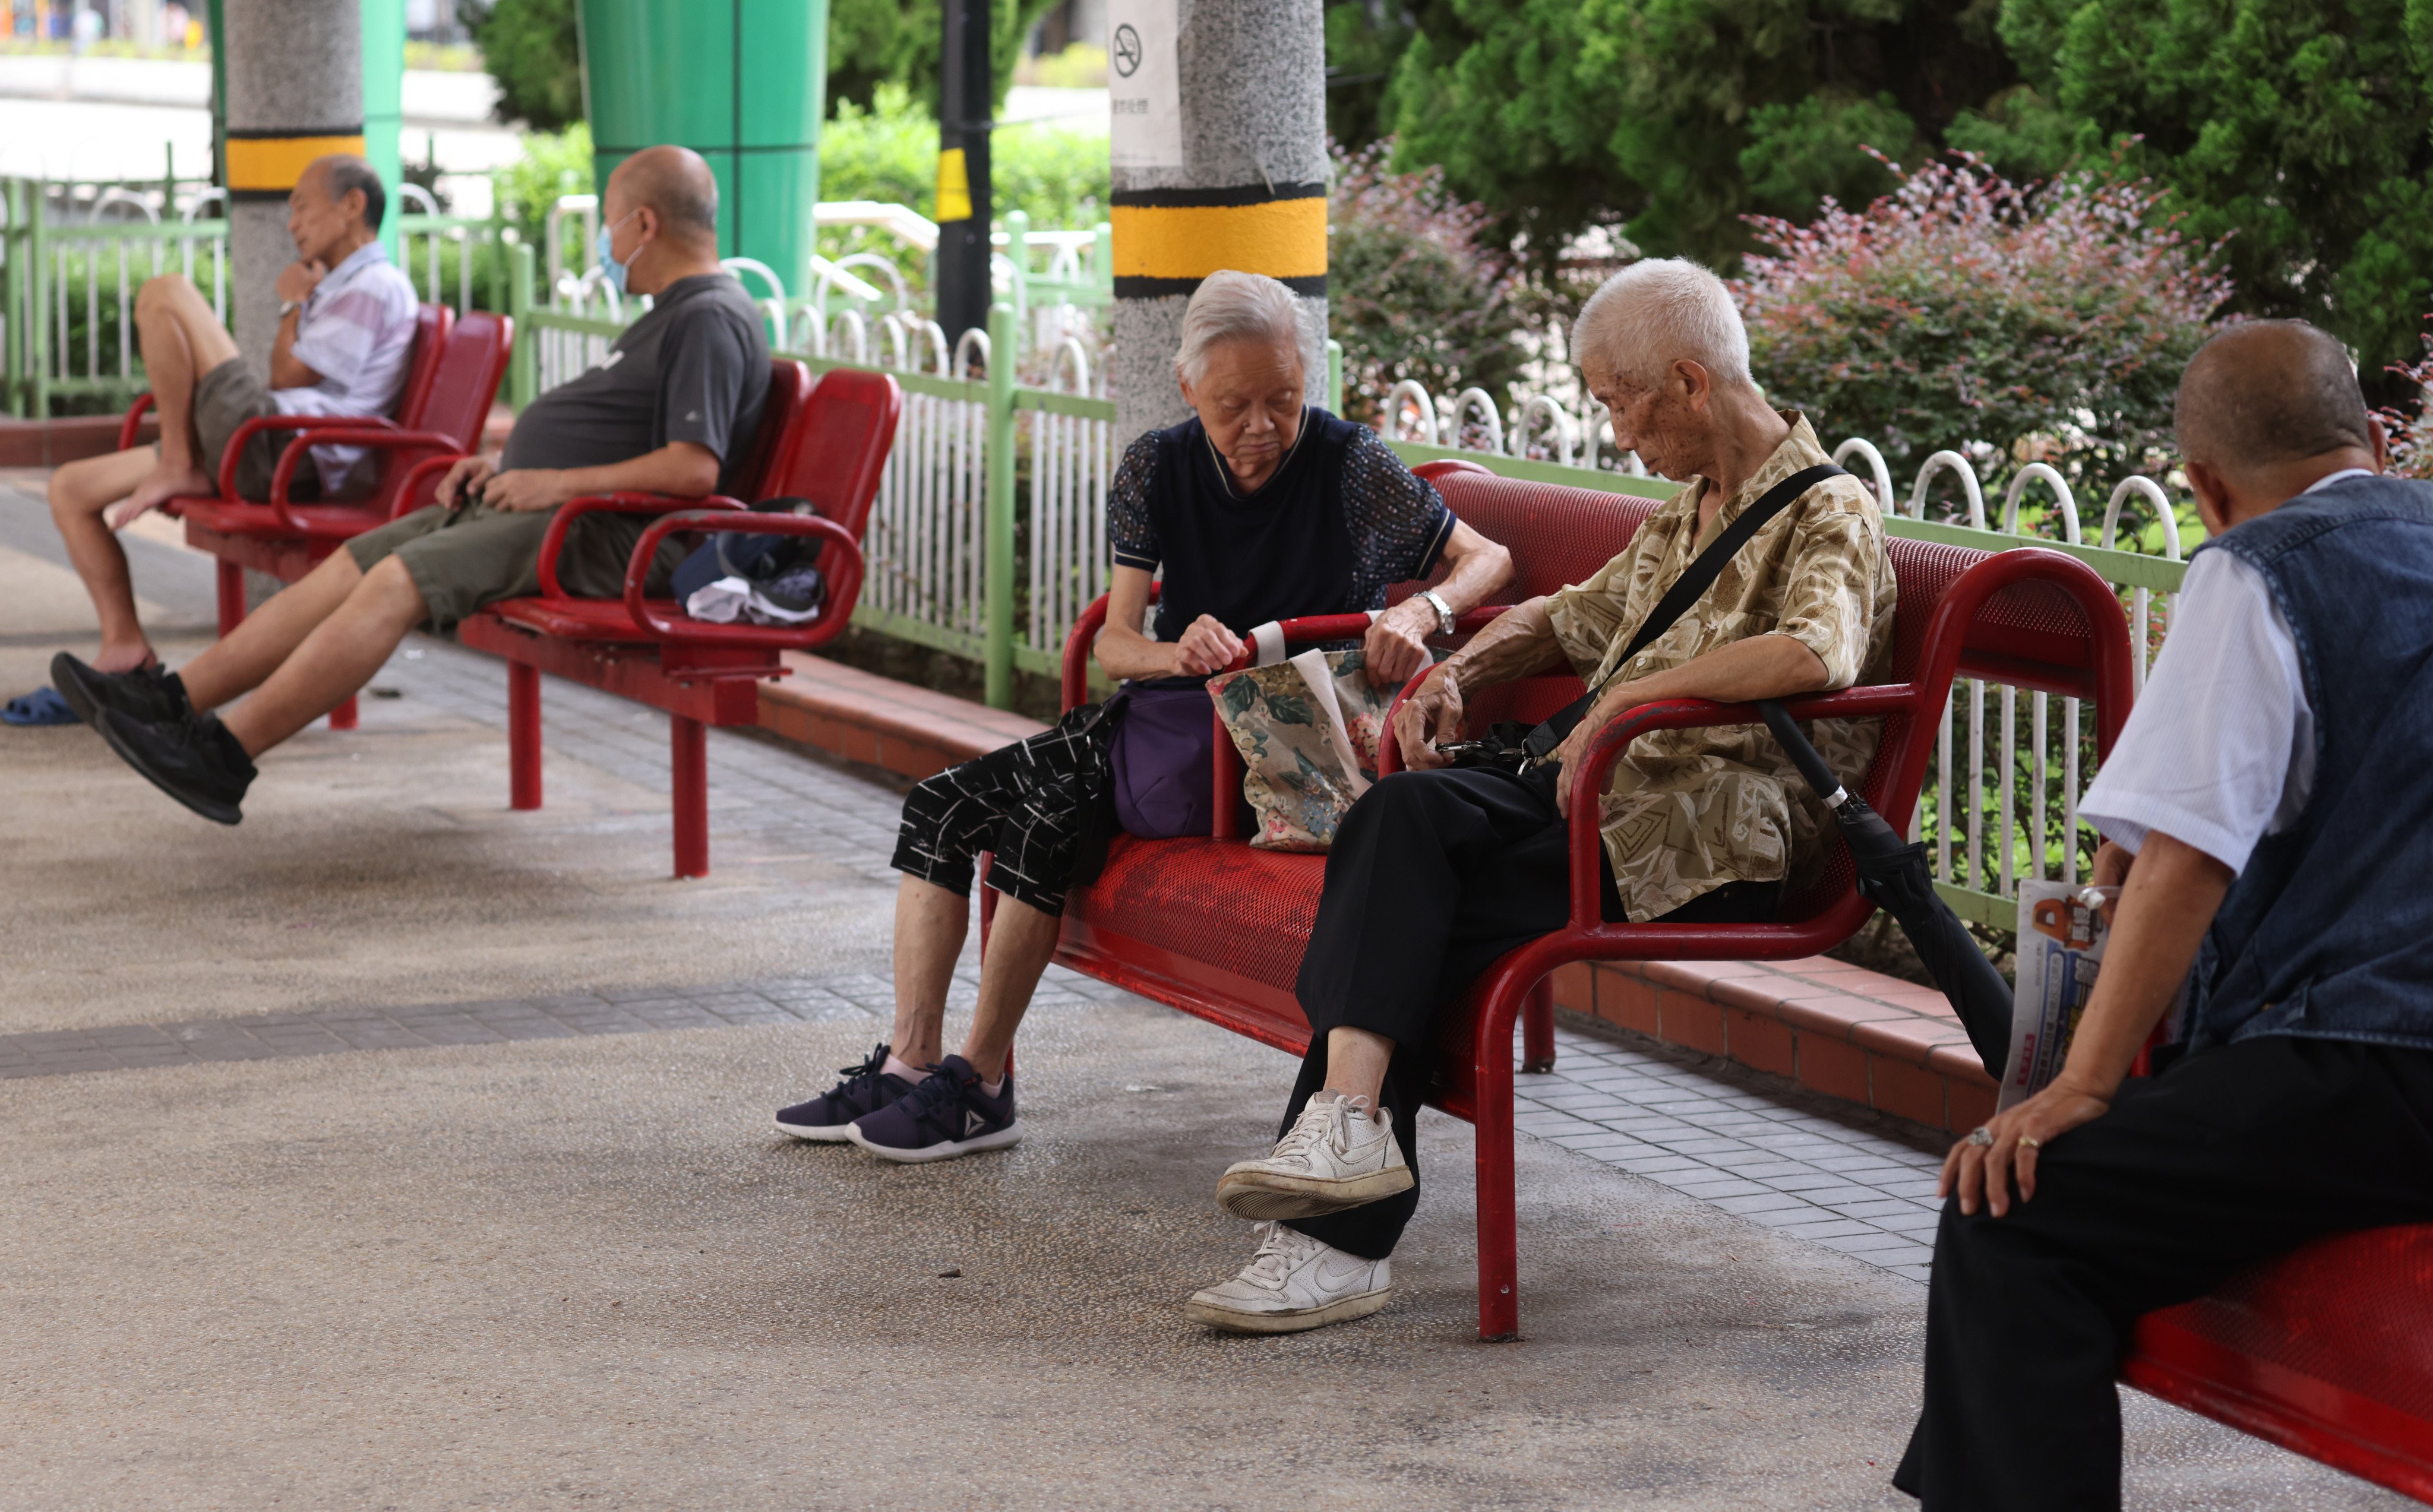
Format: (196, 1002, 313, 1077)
(278, 299, 304, 320)
(1418, 589, 1456, 636)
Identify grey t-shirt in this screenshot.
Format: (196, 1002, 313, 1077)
(501, 273, 770, 493)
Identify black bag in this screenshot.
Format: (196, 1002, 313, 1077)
(1437, 463, 1849, 774)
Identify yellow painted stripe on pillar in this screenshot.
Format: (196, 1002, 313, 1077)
(1110, 198, 1328, 281)
(225, 135, 369, 192)
(936, 149, 973, 224)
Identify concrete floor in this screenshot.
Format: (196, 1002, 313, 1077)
(0, 478, 2406, 1509)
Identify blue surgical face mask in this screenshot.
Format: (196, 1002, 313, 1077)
(596, 210, 640, 295)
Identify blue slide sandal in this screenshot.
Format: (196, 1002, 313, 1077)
(2, 687, 81, 726)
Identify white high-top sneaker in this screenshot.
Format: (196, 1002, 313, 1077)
(1215, 1092, 1413, 1221)
(1186, 1221, 1394, 1334)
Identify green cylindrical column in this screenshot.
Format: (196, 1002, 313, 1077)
(576, 0, 828, 298)
(362, 0, 403, 260)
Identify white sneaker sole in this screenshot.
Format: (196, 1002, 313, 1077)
(1214, 1163, 1414, 1221)
(845, 1121, 1022, 1163)
(1185, 1285, 1393, 1335)
(774, 1118, 858, 1143)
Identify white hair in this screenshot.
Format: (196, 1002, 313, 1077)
(1173, 270, 1304, 385)
(1571, 258, 1753, 390)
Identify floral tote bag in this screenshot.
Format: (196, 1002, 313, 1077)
(1207, 647, 1401, 852)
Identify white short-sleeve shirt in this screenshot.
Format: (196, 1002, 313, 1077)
(272, 241, 421, 494)
(2078, 470, 2371, 872)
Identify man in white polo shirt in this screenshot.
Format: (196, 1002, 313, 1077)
(1892, 320, 2433, 1508)
(30, 155, 416, 697)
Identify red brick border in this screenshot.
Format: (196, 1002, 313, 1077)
(756, 650, 1045, 781)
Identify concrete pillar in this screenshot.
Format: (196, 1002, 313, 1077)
(362, 0, 404, 261)
(221, 0, 364, 379)
(1107, 0, 1327, 440)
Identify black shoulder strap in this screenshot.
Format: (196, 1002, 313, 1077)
(1616, 461, 1849, 668)
(1522, 461, 1848, 761)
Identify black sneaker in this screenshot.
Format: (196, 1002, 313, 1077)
(94, 707, 255, 825)
(846, 1055, 1019, 1163)
(50, 652, 190, 728)
(775, 1042, 915, 1142)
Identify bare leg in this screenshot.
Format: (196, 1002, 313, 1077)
(48, 448, 165, 670)
(218, 556, 426, 757)
(959, 897, 1063, 1081)
(176, 548, 367, 713)
(121, 275, 241, 519)
(1322, 1026, 1395, 1106)
(887, 877, 967, 1068)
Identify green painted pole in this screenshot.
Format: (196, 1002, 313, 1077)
(205, 0, 227, 188)
(577, 0, 827, 298)
(984, 300, 1017, 709)
(4, 179, 21, 417)
(29, 185, 48, 420)
(1326, 337, 1344, 417)
(507, 241, 535, 409)
(360, 0, 404, 260)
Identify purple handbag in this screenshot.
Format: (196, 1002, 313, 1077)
(1106, 682, 1215, 838)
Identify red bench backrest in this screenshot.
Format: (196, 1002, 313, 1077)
(731, 360, 813, 500)
(375, 306, 516, 517)
(764, 366, 905, 537)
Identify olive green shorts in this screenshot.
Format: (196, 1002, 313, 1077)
(193, 357, 315, 501)
(345, 502, 687, 632)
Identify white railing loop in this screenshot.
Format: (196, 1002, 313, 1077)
(829, 308, 870, 365)
(1451, 387, 1505, 453)
(2101, 476, 2183, 559)
(953, 327, 991, 380)
(2001, 461, 2082, 543)
(544, 193, 599, 295)
(1908, 450, 1989, 528)
(1512, 394, 1576, 466)
(1832, 437, 1896, 513)
(1051, 336, 1091, 394)
(1383, 379, 1439, 444)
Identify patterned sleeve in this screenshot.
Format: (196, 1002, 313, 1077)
(1771, 481, 1890, 690)
(1342, 426, 1455, 590)
(1107, 431, 1161, 572)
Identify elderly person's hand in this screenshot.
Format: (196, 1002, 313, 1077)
(1941, 1074, 2114, 1218)
(1171, 614, 1245, 677)
(1362, 599, 1436, 688)
(480, 467, 575, 514)
(437, 454, 498, 510)
(1392, 666, 1467, 771)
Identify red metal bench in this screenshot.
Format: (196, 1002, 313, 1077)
(2125, 1226, 2433, 1501)
(456, 363, 902, 878)
(1034, 464, 2135, 1344)
(119, 303, 514, 729)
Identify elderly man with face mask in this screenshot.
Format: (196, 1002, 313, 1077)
(770, 270, 1513, 1163)
(1185, 258, 1897, 1334)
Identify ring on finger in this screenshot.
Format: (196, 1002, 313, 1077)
(2017, 1135, 2042, 1150)
(1967, 1125, 1994, 1147)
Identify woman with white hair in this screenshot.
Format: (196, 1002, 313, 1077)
(770, 270, 1512, 1162)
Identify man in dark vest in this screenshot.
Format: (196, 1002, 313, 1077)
(1893, 320, 2433, 1509)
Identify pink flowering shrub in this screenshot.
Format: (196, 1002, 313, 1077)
(1735, 153, 2230, 513)
(2378, 339, 2433, 480)
(1328, 140, 1537, 427)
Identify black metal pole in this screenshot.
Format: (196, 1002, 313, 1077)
(936, 0, 993, 350)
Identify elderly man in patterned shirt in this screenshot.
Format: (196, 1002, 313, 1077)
(1186, 257, 1896, 1335)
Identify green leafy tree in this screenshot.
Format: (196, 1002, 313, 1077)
(459, 0, 582, 131)
(1373, 0, 2014, 271)
(822, 0, 1070, 115)
(1958, 0, 2433, 393)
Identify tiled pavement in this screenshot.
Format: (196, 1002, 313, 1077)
(17, 632, 1955, 1285)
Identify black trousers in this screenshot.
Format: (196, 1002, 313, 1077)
(1284, 765, 1776, 1261)
(1893, 1034, 2433, 1510)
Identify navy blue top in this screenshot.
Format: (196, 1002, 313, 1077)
(1106, 409, 1455, 644)
(2192, 473, 2433, 1052)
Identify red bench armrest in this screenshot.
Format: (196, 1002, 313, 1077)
(620, 510, 867, 646)
(263, 426, 466, 526)
(119, 392, 156, 453)
(1563, 685, 1923, 929)
(214, 413, 402, 524)
(533, 492, 748, 599)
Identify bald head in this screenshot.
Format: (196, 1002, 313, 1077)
(608, 146, 719, 244)
(2175, 321, 2371, 480)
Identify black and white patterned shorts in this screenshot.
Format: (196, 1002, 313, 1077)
(889, 704, 1111, 916)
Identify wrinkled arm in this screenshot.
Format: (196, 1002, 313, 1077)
(1361, 520, 1515, 686)
(1391, 597, 1573, 768)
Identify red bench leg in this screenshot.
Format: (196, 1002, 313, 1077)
(507, 662, 542, 811)
(1523, 976, 1556, 1073)
(671, 713, 708, 878)
(1474, 982, 1524, 1342)
(214, 559, 245, 637)
(327, 695, 358, 730)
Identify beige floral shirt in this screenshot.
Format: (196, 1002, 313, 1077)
(1543, 414, 1897, 921)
